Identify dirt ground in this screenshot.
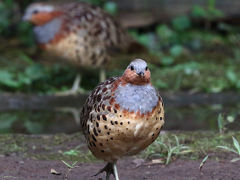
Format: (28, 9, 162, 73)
(0, 132, 240, 180)
(0, 155, 239, 180)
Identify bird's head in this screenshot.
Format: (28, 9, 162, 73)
(122, 59, 151, 85)
(22, 3, 62, 25)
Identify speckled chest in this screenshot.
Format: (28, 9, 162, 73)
(80, 78, 165, 162)
(86, 100, 164, 162)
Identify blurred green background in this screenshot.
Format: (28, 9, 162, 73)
(0, 0, 240, 134)
(0, 0, 240, 93)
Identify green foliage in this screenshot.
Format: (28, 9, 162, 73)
(61, 160, 78, 169)
(150, 61, 240, 92)
(0, 114, 18, 133)
(218, 113, 224, 134)
(0, 55, 80, 93)
(0, 0, 239, 95)
(104, 1, 118, 15)
(24, 121, 44, 134)
(145, 135, 192, 165)
(0, 64, 45, 90)
(156, 24, 175, 41)
(191, 0, 224, 21)
(0, 1, 10, 33)
(171, 16, 191, 31)
(217, 113, 236, 134)
(63, 149, 80, 156)
(217, 137, 240, 162)
(170, 45, 183, 57)
(191, 5, 207, 18)
(0, 111, 53, 134)
(130, 31, 157, 50)
(61, 160, 79, 179)
(226, 69, 240, 90)
(17, 22, 35, 46)
(0, 0, 35, 46)
(78, 0, 104, 6)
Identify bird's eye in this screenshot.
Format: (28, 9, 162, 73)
(130, 66, 134, 71)
(145, 66, 148, 71)
(33, 10, 39, 14)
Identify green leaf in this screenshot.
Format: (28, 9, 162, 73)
(161, 56, 174, 66)
(217, 113, 224, 133)
(217, 146, 237, 154)
(191, 5, 207, 18)
(0, 70, 19, 88)
(170, 45, 183, 57)
(155, 79, 168, 89)
(232, 137, 240, 155)
(24, 121, 43, 134)
(172, 16, 191, 31)
(18, 52, 34, 64)
(25, 64, 45, 81)
(156, 24, 174, 40)
(137, 33, 155, 48)
(0, 114, 17, 130)
(61, 160, 73, 169)
(104, 1, 117, 15)
(61, 160, 78, 169)
(199, 155, 209, 171)
(63, 149, 79, 156)
(226, 69, 237, 84)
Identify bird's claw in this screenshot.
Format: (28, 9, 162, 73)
(93, 163, 115, 180)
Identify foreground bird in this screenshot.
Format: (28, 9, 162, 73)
(22, 1, 144, 94)
(80, 59, 164, 180)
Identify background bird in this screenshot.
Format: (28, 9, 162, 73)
(22, 1, 147, 94)
(80, 59, 164, 179)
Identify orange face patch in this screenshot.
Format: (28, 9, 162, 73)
(122, 69, 151, 85)
(31, 11, 62, 25)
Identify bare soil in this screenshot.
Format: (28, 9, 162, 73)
(0, 132, 240, 180)
(0, 156, 239, 180)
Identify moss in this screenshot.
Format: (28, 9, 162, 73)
(0, 131, 239, 162)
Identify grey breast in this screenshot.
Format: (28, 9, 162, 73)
(33, 18, 62, 44)
(114, 84, 159, 114)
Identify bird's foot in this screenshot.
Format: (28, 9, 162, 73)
(94, 163, 115, 180)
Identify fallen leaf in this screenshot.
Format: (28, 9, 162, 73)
(230, 158, 240, 163)
(151, 159, 164, 164)
(199, 155, 209, 172)
(50, 168, 61, 175)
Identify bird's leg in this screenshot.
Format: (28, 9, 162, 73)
(99, 68, 106, 82)
(94, 162, 119, 180)
(71, 73, 82, 93)
(56, 73, 83, 95)
(113, 162, 119, 180)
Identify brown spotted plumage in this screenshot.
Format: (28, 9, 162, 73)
(80, 59, 164, 179)
(23, 2, 144, 93)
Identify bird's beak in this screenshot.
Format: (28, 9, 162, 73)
(137, 72, 144, 77)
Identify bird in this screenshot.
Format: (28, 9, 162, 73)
(80, 59, 164, 180)
(22, 1, 146, 94)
